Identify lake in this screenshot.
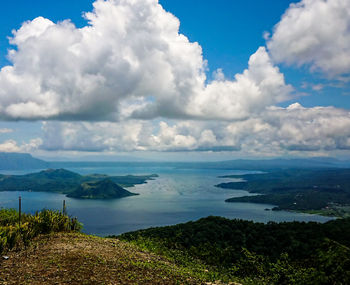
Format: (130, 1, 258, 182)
(0, 164, 333, 236)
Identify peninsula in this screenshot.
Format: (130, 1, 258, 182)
(216, 168, 350, 217)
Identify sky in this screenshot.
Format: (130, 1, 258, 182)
(0, 0, 349, 161)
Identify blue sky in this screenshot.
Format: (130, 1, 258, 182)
(0, 0, 349, 160)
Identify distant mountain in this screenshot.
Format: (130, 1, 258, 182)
(0, 152, 49, 170)
(1, 152, 349, 172)
(67, 179, 138, 199)
(0, 169, 83, 193)
(182, 158, 350, 170)
(49, 158, 350, 171)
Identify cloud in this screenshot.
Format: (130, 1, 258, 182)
(0, 140, 20, 152)
(1, 0, 348, 157)
(41, 120, 145, 151)
(183, 47, 292, 120)
(212, 68, 225, 81)
(0, 128, 13, 134)
(0, 0, 291, 121)
(40, 120, 240, 152)
(267, 0, 350, 78)
(0, 138, 41, 152)
(311, 84, 324, 91)
(263, 104, 350, 152)
(0, 0, 204, 121)
(39, 104, 350, 154)
(301, 82, 325, 91)
(21, 138, 43, 152)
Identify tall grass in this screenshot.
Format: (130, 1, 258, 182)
(0, 208, 81, 254)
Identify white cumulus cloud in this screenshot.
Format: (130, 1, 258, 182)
(267, 0, 350, 78)
(0, 138, 42, 153)
(1, 0, 349, 157)
(0, 140, 21, 152)
(39, 104, 350, 154)
(183, 47, 292, 120)
(0, 0, 291, 121)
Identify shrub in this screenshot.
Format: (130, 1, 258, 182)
(0, 208, 81, 254)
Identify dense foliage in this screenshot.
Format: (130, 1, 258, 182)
(119, 216, 350, 284)
(217, 169, 350, 215)
(0, 208, 81, 254)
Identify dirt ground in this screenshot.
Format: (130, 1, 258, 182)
(0, 233, 204, 285)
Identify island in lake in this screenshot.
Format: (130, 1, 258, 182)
(67, 179, 139, 199)
(216, 168, 350, 218)
(0, 168, 158, 199)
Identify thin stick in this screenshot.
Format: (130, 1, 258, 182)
(63, 200, 66, 215)
(19, 196, 21, 225)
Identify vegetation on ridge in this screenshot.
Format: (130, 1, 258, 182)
(118, 216, 350, 284)
(1, 209, 350, 284)
(0, 209, 218, 284)
(0, 208, 81, 255)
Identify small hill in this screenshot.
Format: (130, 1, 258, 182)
(0, 152, 48, 170)
(67, 179, 138, 199)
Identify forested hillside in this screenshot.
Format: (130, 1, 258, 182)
(119, 216, 350, 284)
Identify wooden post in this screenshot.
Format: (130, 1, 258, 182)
(63, 200, 66, 215)
(19, 196, 21, 225)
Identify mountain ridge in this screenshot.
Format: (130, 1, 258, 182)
(0, 152, 49, 170)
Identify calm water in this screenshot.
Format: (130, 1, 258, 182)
(0, 165, 333, 236)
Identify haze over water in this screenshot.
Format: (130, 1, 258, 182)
(0, 164, 333, 236)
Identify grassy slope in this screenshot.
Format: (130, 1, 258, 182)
(0, 232, 234, 285)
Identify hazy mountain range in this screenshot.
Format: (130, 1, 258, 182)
(1, 152, 350, 171)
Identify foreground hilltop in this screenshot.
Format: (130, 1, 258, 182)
(1, 209, 349, 284)
(0, 209, 226, 285)
(0, 233, 209, 285)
